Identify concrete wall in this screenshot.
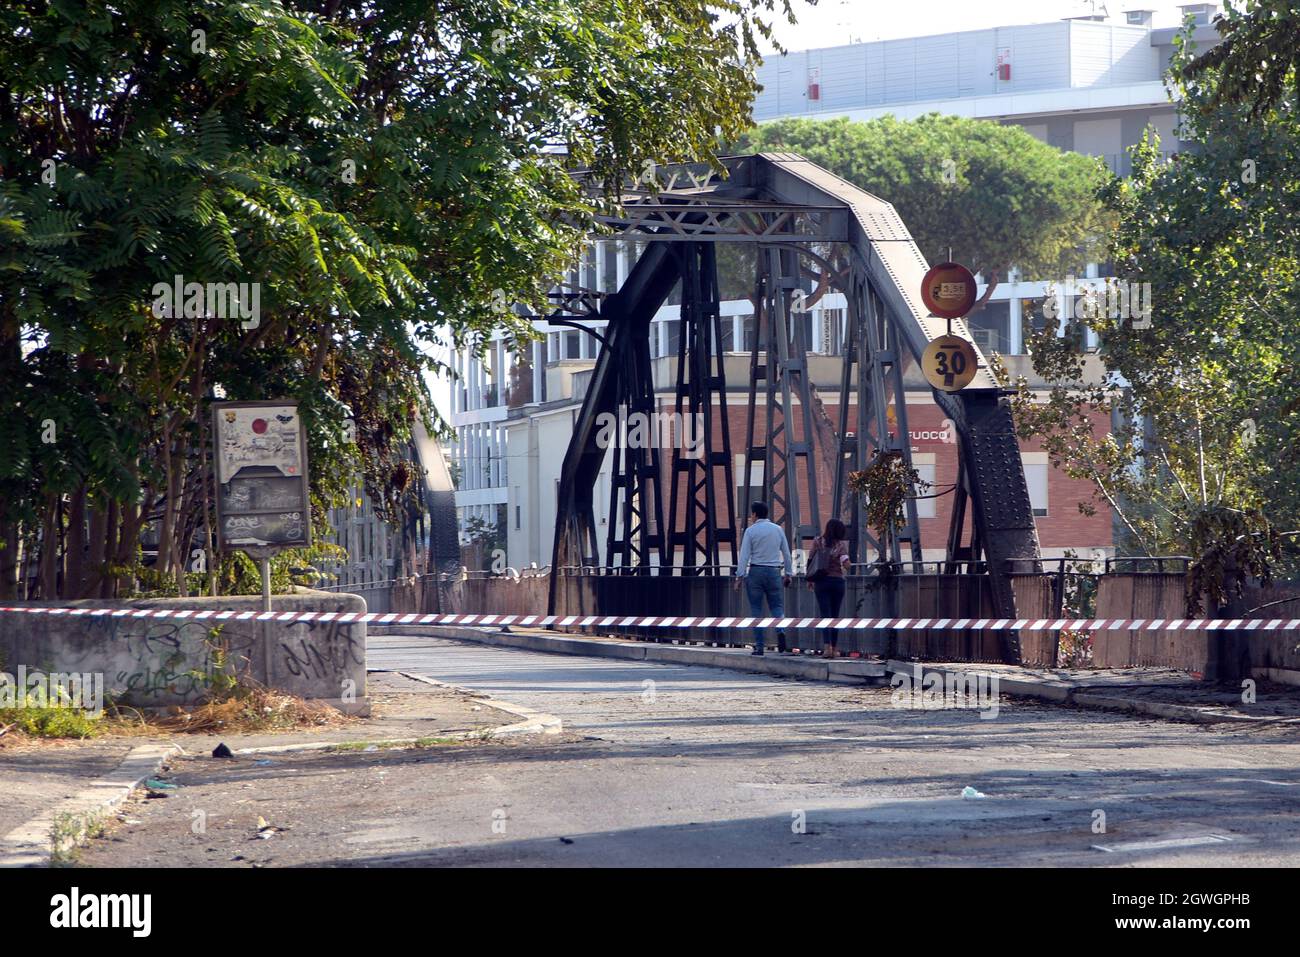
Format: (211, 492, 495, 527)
(753, 21, 1175, 121)
(754, 22, 1082, 119)
(0, 589, 366, 710)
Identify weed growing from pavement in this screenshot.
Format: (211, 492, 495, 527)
(49, 810, 109, 867)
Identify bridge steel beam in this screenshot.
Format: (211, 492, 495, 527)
(546, 154, 1041, 661)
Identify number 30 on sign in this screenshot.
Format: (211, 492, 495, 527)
(922, 335, 978, 392)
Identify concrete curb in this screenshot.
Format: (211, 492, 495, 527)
(372, 623, 888, 684)
(216, 673, 563, 755)
(885, 660, 1075, 704)
(883, 660, 1300, 726)
(0, 743, 180, 868)
(230, 719, 558, 756)
(1068, 692, 1299, 725)
(390, 670, 563, 735)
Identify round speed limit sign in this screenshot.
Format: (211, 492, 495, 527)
(922, 335, 979, 392)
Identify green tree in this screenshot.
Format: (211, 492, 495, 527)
(1181, 0, 1300, 119)
(1009, 25, 1300, 613)
(0, 0, 801, 599)
(731, 115, 1112, 307)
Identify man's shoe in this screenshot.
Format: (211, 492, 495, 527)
(750, 648, 765, 656)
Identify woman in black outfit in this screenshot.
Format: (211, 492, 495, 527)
(808, 519, 850, 657)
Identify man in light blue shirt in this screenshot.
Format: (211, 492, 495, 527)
(734, 501, 792, 655)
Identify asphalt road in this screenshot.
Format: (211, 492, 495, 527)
(76, 635, 1300, 867)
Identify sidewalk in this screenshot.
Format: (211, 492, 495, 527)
(0, 671, 560, 866)
(372, 623, 1300, 728)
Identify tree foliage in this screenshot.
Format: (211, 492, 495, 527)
(1181, 0, 1300, 119)
(1010, 22, 1300, 613)
(731, 115, 1112, 302)
(846, 450, 928, 561)
(0, 0, 799, 598)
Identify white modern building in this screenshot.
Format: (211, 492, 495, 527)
(448, 5, 1222, 569)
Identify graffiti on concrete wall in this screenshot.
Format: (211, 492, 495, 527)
(2, 601, 366, 706)
(279, 619, 365, 681)
(89, 618, 259, 702)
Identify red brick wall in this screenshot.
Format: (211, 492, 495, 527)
(899, 403, 1113, 553)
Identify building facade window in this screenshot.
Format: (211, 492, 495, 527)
(735, 454, 764, 511)
(664, 319, 682, 357)
(602, 243, 619, 292)
(716, 316, 735, 353)
(1019, 297, 1052, 343)
(913, 455, 937, 519)
(1022, 452, 1049, 517)
(821, 308, 844, 355)
(966, 300, 1010, 356)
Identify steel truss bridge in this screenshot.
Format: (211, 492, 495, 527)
(544, 153, 1042, 661)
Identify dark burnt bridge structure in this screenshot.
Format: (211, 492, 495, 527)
(544, 153, 1042, 661)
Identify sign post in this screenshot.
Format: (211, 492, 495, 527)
(240, 545, 275, 613)
(212, 401, 312, 611)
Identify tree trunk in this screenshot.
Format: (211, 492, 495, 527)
(0, 304, 19, 600)
(38, 493, 58, 599)
(114, 497, 142, 597)
(200, 426, 218, 597)
(174, 471, 192, 597)
(100, 498, 119, 598)
(972, 268, 1001, 309)
(0, 519, 17, 600)
(85, 497, 107, 598)
(65, 483, 87, 597)
(157, 424, 176, 579)
(169, 449, 192, 596)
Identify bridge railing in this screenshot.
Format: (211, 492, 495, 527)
(353, 560, 1300, 675)
(550, 563, 1047, 662)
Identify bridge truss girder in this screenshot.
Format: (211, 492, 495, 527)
(548, 154, 1041, 662)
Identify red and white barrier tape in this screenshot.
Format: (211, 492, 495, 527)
(1, 606, 1297, 632)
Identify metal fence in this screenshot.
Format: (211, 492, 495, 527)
(333, 559, 1300, 674)
(549, 563, 1061, 663)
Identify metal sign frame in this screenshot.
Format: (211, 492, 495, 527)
(212, 399, 312, 553)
